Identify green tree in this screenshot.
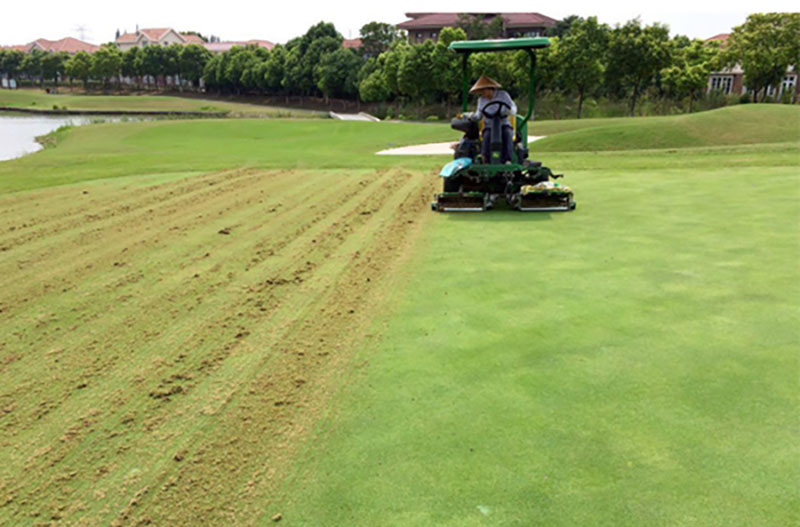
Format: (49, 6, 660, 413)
(558, 17, 609, 118)
(242, 59, 268, 93)
(1, 49, 25, 83)
(66, 51, 93, 88)
(202, 53, 223, 92)
(21, 49, 45, 86)
(723, 13, 800, 102)
(379, 41, 408, 98)
(122, 47, 141, 89)
(161, 44, 182, 88)
(41, 51, 69, 86)
(359, 70, 389, 102)
(263, 45, 286, 94)
(359, 22, 402, 56)
(225, 47, 260, 94)
(430, 27, 468, 115)
(606, 19, 672, 116)
(470, 51, 518, 96)
(91, 45, 122, 88)
(456, 14, 505, 40)
(283, 22, 342, 96)
(136, 45, 165, 88)
(546, 15, 584, 38)
(179, 44, 211, 89)
(398, 40, 435, 116)
(316, 48, 362, 101)
(661, 39, 719, 112)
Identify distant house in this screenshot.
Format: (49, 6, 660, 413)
(705, 33, 798, 100)
(115, 28, 275, 54)
(397, 12, 557, 43)
(116, 28, 194, 50)
(203, 40, 275, 53)
(342, 38, 362, 50)
(2, 37, 98, 54)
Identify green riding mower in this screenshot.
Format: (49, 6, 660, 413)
(432, 37, 576, 213)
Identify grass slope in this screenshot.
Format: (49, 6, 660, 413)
(534, 104, 800, 151)
(0, 119, 458, 193)
(0, 88, 322, 117)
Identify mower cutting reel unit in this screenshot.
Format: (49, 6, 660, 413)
(432, 37, 576, 213)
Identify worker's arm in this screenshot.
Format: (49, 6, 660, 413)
(476, 97, 486, 115)
(501, 90, 517, 115)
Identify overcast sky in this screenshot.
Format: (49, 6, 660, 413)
(2, 0, 796, 46)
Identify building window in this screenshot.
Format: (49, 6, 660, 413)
(710, 75, 733, 94)
(431, 32, 438, 39)
(780, 75, 796, 96)
(416, 32, 423, 39)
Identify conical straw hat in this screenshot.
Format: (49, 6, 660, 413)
(469, 75, 502, 94)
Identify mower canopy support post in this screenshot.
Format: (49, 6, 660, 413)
(517, 49, 536, 142)
(461, 53, 470, 114)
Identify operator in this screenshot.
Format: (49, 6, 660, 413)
(471, 75, 517, 163)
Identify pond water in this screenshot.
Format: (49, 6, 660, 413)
(0, 114, 155, 162)
(0, 114, 100, 161)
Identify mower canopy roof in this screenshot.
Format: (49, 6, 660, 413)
(448, 37, 551, 53)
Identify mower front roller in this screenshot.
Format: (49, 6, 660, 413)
(512, 192, 576, 212)
(431, 192, 489, 212)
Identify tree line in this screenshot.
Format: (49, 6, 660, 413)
(1, 13, 797, 118)
(0, 43, 212, 90)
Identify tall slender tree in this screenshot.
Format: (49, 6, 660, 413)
(606, 19, 672, 116)
(66, 51, 92, 88)
(558, 17, 609, 118)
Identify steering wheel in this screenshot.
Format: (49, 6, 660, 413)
(481, 100, 512, 119)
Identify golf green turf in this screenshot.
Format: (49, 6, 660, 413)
(273, 117, 799, 525)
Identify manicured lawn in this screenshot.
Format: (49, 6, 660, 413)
(0, 88, 323, 117)
(0, 103, 797, 525)
(0, 118, 458, 193)
(278, 150, 799, 525)
(534, 104, 800, 151)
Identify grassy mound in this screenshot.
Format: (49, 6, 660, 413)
(534, 104, 800, 152)
(0, 88, 322, 117)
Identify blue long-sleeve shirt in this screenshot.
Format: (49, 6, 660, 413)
(476, 89, 517, 132)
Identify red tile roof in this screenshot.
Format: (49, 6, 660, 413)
(398, 12, 556, 30)
(203, 40, 275, 53)
(502, 13, 558, 27)
(4, 37, 98, 54)
(138, 28, 174, 41)
(342, 38, 362, 49)
(706, 33, 730, 41)
(35, 37, 99, 54)
(181, 34, 205, 44)
(116, 32, 139, 43)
